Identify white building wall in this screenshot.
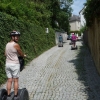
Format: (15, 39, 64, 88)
(70, 22, 76, 31)
(80, 14, 85, 27)
(70, 21, 80, 31)
(79, 8, 86, 27)
(76, 21, 81, 30)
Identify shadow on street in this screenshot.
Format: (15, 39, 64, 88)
(68, 41, 100, 100)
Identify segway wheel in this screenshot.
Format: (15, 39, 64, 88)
(0, 89, 7, 100)
(19, 88, 29, 100)
(10, 91, 15, 100)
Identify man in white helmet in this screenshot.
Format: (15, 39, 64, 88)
(5, 30, 26, 100)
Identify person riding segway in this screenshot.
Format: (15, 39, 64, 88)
(58, 35, 63, 47)
(71, 33, 77, 50)
(0, 31, 29, 100)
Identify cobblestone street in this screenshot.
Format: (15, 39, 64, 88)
(1, 40, 100, 100)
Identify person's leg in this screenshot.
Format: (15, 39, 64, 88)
(12, 63, 20, 96)
(74, 41, 75, 47)
(13, 78, 19, 96)
(75, 41, 76, 47)
(12, 64, 20, 100)
(61, 41, 63, 46)
(59, 41, 61, 46)
(6, 78, 13, 95)
(72, 40, 74, 46)
(73, 40, 76, 47)
(61, 41, 62, 46)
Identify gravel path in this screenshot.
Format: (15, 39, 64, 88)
(1, 39, 100, 100)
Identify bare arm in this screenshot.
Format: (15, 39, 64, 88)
(14, 43, 25, 57)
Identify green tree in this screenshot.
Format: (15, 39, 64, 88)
(83, 0, 100, 26)
(55, 0, 73, 33)
(57, 11, 70, 32)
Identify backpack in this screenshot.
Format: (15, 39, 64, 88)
(18, 56, 25, 71)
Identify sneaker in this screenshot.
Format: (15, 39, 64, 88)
(6, 96, 11, 100)
(14, 96, 19, 100)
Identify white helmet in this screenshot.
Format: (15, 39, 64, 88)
(10, 31, 20, 36)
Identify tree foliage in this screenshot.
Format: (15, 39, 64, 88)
(50, 0, 73, 33)
(58, 0, 73, 33)
(83, 0, 100, 26)
(80, 25, 87, 33)
(0, 0, 55, 85)
(0, 0, 73, 85)
(0, 0, 73, 31)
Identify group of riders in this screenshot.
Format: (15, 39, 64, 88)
(59, 33, 78, 48)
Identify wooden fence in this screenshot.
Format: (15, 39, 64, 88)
(86, 18, 100, 74)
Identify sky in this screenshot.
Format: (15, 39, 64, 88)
(71, 0, 86, 15)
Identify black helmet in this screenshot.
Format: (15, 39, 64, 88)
(10, 31, 20, 36)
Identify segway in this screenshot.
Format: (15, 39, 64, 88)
(58, 42, 63, 47)
(0, 89, 7, 100)
(71, 45, 78, 50)
(0, 88, 29, 100)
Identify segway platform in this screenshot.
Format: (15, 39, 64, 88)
(0, 88, 29, 100)
(71, 45, 78, 50)
(0, 89, 7, 100)
(18, 88, 29, 100)
(58, 42, 63, 47)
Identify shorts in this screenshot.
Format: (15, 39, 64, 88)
(72, 40, 76, 43)
(5, 63, 20, 78)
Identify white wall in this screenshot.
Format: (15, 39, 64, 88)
(79, 8, 86, 27)
(70, 21, 80, 31)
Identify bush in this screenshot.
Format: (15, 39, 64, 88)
(0, 12, 55, 85)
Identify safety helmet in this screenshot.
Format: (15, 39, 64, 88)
(10, 31, 20, 36)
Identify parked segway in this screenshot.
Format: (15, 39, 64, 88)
(0, 88, 29, 100)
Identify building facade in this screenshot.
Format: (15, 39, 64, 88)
(79, 7, 86, 28)
(69, 15, 80, 31)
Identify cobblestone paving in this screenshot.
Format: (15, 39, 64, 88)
(1, 40, 100, 100)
